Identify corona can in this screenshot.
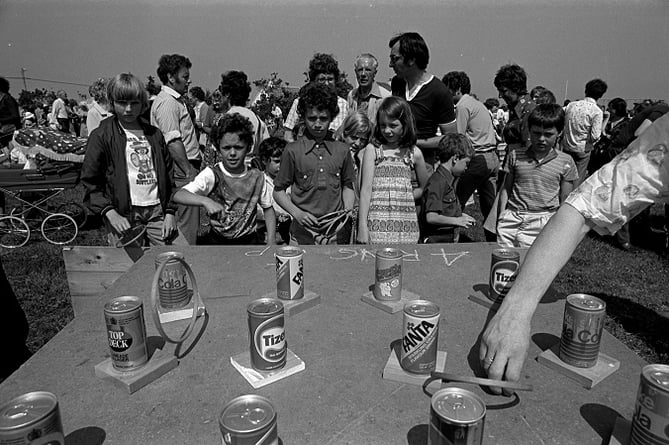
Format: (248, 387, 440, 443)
(374, 248, 402, 301)
(0, 391, 64, 445)
(428, 387, 485, 445)
(155, 252, 190, 309)
(219, 394, 278, 445)
(488, 249, 520, 303)
(104, 295, 148, 371)
(248, 298, 287, 371)
(275, 247, 304, 300)
(630, 364, 669, 445)
(559, 294, 606, 368)
(401, 300, 440, 374)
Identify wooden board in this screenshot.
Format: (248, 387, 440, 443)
(382, 349, 447, 385)
(361, 289, 424, 314)
(230, 349, 305, 389)
(94, 348, 178, 394)
(536, 344, 620, 389)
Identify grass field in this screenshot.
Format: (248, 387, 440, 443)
(1, 183, 668, 365)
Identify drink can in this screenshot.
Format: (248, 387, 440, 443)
(630, 364, 669, 445)
(558, 294, 606, 368)
(104, 295, 148, 371)
(488, 249, 520, 303)
(428, 387, 485, 445)
(374, 248, 403, 301)
(275, 247, 304, 300)
(155, 252, 190, 309)
(219, 394, 278, 445)
(401, 300, 440, 374)
(0, 391, 65, 444)
(247, 298, 286, 371)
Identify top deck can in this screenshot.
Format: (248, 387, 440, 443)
(401, 300, 440, 374)
(558, 294, 606, 368)
(488, 249, 520, 303)
(219, 394, 278, 445)
(630, 364, 669, 445)
(0, 391, 64, 445)
(429, 387, 485, 445)
(374, 248, 403, 301)
(104, 295, 148, 371)
(275, 247, 304, 300)
(155, 252, 190, 309)
(247, 298, 287, 371)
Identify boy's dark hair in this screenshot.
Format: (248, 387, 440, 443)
(189, 86, 205, 102)
(494, 64, 528, 96)
(156, 54, 192, 85)
(483, 98, 499, 110)
(608, 97, 628, 117)
(297, 83, 339, 119)
(528, 104, 565, 133)
(534, 89, 556, 105)
(436, 133, 474, 163)
(219, 71, 252, 106)
(585, 78, 608, 100)
(211, 113, 254, 150)
(308, 54, 340, 83)
(442, 71, 471, 94)
(0, 77, 9, 94)
(258, 136, 287, 161)
(107, 73, 148, 113)
(389, 32, 429, 70)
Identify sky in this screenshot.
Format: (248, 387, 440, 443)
(1, 0, 668, 105)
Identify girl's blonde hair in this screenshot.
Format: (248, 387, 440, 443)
(336, 111, 371, 144)
(107, 73, 148, 114)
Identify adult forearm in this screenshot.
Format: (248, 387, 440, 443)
(167, 140, 196, 177)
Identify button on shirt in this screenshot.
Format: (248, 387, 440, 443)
(561, 97, 603, 154)
(273, 136, 355, 218)
(150, 86, 200, 161)
(347, 82, 391, 125)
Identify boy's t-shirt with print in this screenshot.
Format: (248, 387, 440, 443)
(123, 128, 159, 207)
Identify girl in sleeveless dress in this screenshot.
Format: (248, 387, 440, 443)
(357, 97, 428, 244)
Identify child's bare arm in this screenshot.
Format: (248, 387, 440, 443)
(497, 171, 514, 220)
(357, 145, 376, 243)
(173, 189, 224, 217)
(273, 189, 318, 229)
(426, 211, 475, 229)
(412, 147, 429, 200)
(263, 207, 276, 245)
(559, 179, 575, 204)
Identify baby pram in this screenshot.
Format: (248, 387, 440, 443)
(0, 128, 87, 248)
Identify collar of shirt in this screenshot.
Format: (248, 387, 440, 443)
(512, 94, 533, 120)
(526, 146, 558, 165)
(405, 74, 434, 102)
(161, 85, 182, 100)
(355, 82, 385, 100)
(436, 163, 456, 185)
(302, 134, 333, 155)
(584, 97, 598, 105)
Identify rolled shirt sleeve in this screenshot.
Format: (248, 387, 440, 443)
(182, 167, 216, 195)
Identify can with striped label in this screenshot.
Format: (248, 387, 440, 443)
(401, 300, 440, 374)
(0, 391, 64, 444)
(374, 248, 402, 301)
(275, 247, 304, 300)
(248, 298, 286, 371)
(558, 294, 606, 368)
(630, 364, 669, 445)
(428, 387, 485, 445)
(104, 295, 148, 371)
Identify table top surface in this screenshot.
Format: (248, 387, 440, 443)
(0, 243, 646, 445)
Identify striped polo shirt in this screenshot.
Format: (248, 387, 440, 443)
(505, 147, 578, 212)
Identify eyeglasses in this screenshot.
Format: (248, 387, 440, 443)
(389, 55, 403, 64)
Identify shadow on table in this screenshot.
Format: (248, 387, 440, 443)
(407, 424, 428, 445)
(66, 426, 106, 445)
(532, 333, 560, 351)
(471, 283, 563, 305)
(580, 403, 624, 443)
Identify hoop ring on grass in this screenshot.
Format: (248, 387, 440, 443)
(150, 253, 202, 344)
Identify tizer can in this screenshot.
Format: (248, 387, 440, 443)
(630, 364, 669, 445)
(155, 252, 190, 309)
(488, 249, 520, 303)
(401, 300, 440, 374)
(374, 248, 402, 301)
(428, 387, 485, 445)
(248, 298, 287, 371)
(0, 391, 64, 445)
(275, 247, 304, 300)
(559, 294, 606, 368)
(104, 295, 148, 371)
(219, 394, 278, 445)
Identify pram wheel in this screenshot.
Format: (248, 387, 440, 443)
(57, 202, 87, 228)
(0, 216, 31, 249)
(41, 213, 78, 245)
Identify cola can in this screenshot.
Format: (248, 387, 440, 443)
(155, 252, 190, 309)
(630, 364, 669, 445)
(275, 247, 304, 300)
(104, 295, 148, 371)
(0, 391, 64, 444)
(401, 300, 440, 374)
(374, 248, 402, 301)
(558, 294, 606, 368)
(248, 298, 287, 371)
(428, 387, 485, 445)
(488, 249, 520, 303)
(219, 394, 278, 445)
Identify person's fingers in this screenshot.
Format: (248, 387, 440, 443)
(500, 350, 527, 397)
(485, 352, 507, 395)
(479, 338, 489, 363)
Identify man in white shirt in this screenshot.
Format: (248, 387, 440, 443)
(346, 53, 390, 126)
(50, 90, 69, 133)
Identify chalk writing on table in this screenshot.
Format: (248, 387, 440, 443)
(328, 247, 467, 266)
(245, 245, 271, 257)
(430, 249, 470, 266)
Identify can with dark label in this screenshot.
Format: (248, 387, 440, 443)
(104, 295, 148, 371)
(401, 300, 440, 374)
(219, 394, 278, 445)
(630, 364, 669, 445)
(428, 387, 485, 445)
(0, 391, 64, 445)
(488, 249, 520, 303)
(558, 294, 606, 368)
(275, 247, 304, 300)
(374, 248, 402, 301)
(155, 251, 190, 309)
(248, 298, 287, 371)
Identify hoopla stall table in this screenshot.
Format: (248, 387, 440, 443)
(0, 244, 646, 444)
